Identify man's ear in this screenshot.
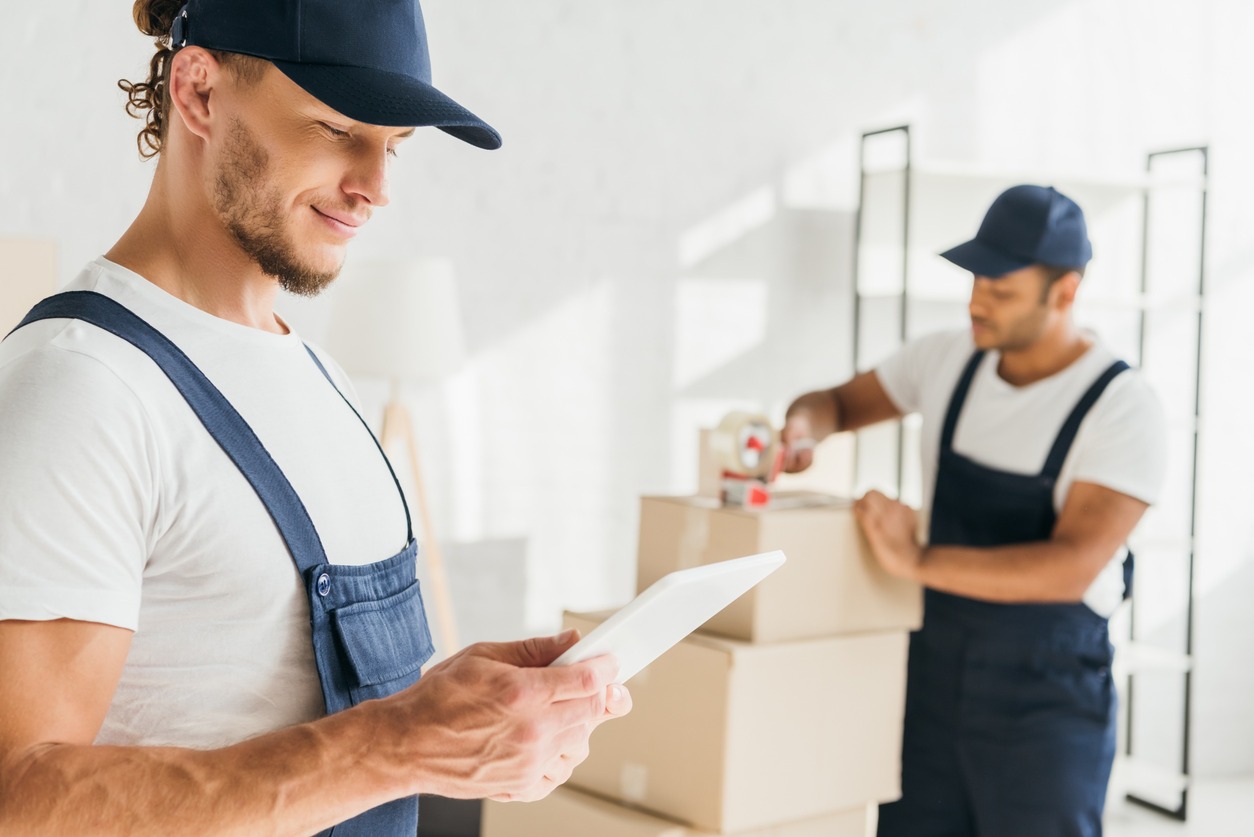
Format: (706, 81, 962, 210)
(1050, 270, 1082, 310)
(167, 47, 223, 144)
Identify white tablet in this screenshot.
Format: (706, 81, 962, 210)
(550, 550, 786, 683)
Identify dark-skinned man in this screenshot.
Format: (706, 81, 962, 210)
(782, 185, 1166, 837)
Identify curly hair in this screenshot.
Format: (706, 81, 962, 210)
(118, 0, 265, 160)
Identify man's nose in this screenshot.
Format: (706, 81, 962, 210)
(344, 146, 391, 207)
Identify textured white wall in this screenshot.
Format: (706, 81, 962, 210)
(2, 0, 1251, 776)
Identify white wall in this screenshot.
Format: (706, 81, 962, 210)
(2, 0, 1250, 776)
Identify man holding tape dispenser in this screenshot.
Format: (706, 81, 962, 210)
(781, 185, 1166, 837)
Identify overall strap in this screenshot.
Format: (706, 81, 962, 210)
(939, 351, 986, 452)
(15, 291, 330, 573)
(303, 347, 414, 544)
(1040, 360, 1131, 479)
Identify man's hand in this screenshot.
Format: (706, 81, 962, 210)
(780, 372, 903, 475)
(381, 630, 631, 803)
(0, 623, 630, 835)
(779, 412, 817, 473)
(853, 490, 923, 581)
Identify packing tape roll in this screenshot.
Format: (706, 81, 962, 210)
(711, 411, 777, 478)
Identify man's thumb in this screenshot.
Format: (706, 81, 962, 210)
(509, 628, 581, 667)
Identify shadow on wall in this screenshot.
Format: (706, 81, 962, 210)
(663, 197, 866, 494)
(1193, 543, 1254, 776)
(674, 204, 860, 407)
(400, 0, 1083, 359)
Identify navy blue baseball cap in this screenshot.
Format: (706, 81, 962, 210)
(168, 0, 501, 150)
(940, 185, 1092, 277)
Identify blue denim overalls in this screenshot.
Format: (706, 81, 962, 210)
(15, 292, 435, 836)
(877, 350, 1131, 837)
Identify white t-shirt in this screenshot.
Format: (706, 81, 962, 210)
(0, 258, 410, 748)
(874, 328, 1167, 617)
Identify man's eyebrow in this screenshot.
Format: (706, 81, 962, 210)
(394, 128, 417, 139)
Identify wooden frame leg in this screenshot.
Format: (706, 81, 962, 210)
(381, 401, 460, 656)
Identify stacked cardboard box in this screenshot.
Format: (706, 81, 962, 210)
(483, 785, 876, 837)
(485, 492, 921, 836)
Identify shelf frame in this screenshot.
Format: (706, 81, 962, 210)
(852, 125, 912, 495)
(1124, 144, 1209, 823)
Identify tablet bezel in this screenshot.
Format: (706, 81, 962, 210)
(550, 550, 786, 682)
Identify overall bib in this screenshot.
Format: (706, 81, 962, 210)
(877, 350, 1131, 837)
(16, 292, 435, 837)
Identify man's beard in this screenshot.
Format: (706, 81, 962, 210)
(213, 119, 340, 298)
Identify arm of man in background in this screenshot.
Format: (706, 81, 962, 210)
(779, 371, 903, 473)
(853, 482, 1148, 603)
(0, 619, 629, 837)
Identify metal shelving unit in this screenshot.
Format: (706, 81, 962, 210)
(851, 125, 1209, 821)
(1123, 145, 1209, 821)
(851, 125, 913, 499)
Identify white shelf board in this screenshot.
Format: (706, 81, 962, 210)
(1117, 641, 1193, 674)
(1165, 416, 1200, 435)
(1120, 756, 1190, 806)
(855, 289, 969, 304)
(855, 288, 1203, 313)
(1128, 536, 1195, 555)
(1079, 294, 1203, 312)
(862, 161, 1207, 193)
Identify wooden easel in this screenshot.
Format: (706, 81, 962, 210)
(379, 398, 459, 656)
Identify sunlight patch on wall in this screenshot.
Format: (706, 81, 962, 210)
(467, 280, 616, 627)
(672, 276, 769, 392)
(678, 186, 777, 269)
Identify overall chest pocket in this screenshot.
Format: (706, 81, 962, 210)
(331, 580, 435, 706)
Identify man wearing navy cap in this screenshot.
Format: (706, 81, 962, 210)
(783, 185, 1166, 835)
(0, 1, 629, 834)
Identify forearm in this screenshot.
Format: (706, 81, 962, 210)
(918, 539, 1104, 604)
(0, 699, 409, 837)
(785, 389, 842, 438)
(785, 372, 901, 440)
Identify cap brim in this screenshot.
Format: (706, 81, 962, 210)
(272, 61, 502, 150)
(939, 238, 1034, 278)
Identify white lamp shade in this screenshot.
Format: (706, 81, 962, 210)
(0, 238, 58, 334)
(327, 257, 467, 383)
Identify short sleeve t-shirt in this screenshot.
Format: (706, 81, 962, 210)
(874, 329, 1167, 616)
(0, 258, 411, 748)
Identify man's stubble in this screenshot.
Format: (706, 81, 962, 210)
(213, 118, 340, 298)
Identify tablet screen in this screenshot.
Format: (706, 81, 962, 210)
(550, 550, 785, 682)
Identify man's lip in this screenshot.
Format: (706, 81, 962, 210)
(313, 206, 368, 228)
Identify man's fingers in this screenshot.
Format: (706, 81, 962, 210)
(545, 682, 632, 734)
(519, 652, 619, 703)
(592, 684, 632, 728)
(488, 775, 559, 804)
(784, 447, 814, 474)
(855, 489, 890, 517)
(604, 683, 632, 718)
(475, 629, 583, 670)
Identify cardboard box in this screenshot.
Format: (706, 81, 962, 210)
(637, 494, 921, 642)
(565, 612, 907, 833)
(0, 237, 58, 335)
(483, 786, 876, 837)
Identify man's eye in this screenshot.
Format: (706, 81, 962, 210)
(322, 124, 350, 138)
